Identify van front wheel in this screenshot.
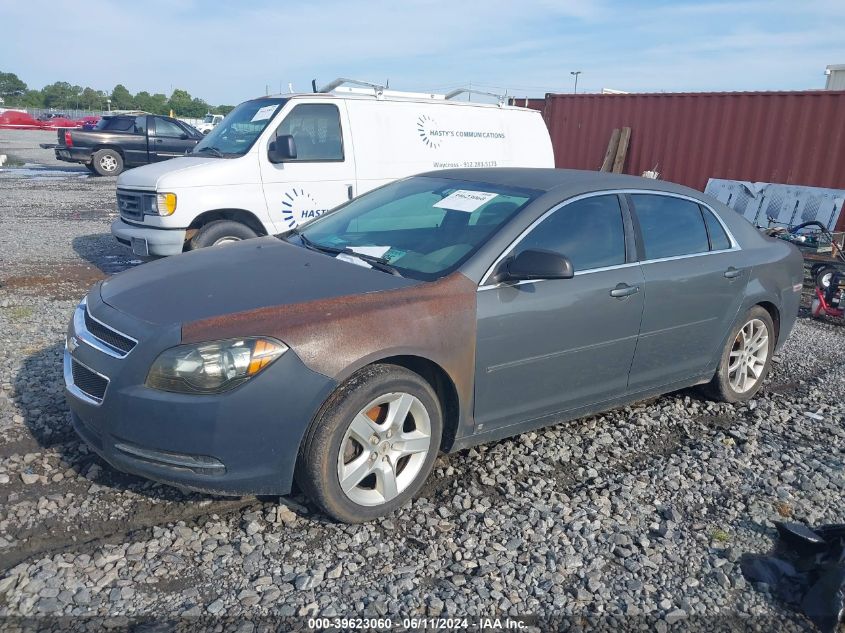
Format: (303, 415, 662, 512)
(190, 220, 258, 249)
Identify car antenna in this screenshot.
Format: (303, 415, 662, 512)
(311, 79, 318, 93)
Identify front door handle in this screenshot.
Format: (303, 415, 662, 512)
(347, 184, 354, 200)
(610, 283, 640, 298)
(724, 267, 742, 279)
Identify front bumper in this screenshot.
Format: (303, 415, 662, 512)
(111, 218, 186, 257)
(63, 290, 336, 496)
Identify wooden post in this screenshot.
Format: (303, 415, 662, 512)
(612, 127, 631, 174)
(600, 128, 621, 172)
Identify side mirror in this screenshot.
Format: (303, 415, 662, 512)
(179, 132, 189, 140)
(268, 134, 297, 163)
(493, 249, 574, 283)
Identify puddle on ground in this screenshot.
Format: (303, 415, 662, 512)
(0, 162, 89, 179)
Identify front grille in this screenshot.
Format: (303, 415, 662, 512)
(71, 359, 108, 403)
(84, 309, 136, 354)
(117, 190, 146, 221)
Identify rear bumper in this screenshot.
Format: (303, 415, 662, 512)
(53, 147, 92, 163)
(111, 218, 186, 257)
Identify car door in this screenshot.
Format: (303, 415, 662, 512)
(258, 101, 356, 231)
(626, 193, 748, 392)
(150, 116, 196, 161)
(473, 193, 645, 432)
(119, 115, 150, 165)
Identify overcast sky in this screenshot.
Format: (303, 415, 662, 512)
(2, 0, 842, 104)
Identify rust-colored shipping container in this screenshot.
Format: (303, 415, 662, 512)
(542, 90, 845, 192)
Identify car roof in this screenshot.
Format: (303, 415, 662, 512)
(419, 168, 706, 199)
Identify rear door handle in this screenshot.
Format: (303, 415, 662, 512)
(724, 267, 742, 279)
(610, 283, 640, 298)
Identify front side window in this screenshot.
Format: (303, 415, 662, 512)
(194, 98, 286, 157)
(275, 104, 343, 161)
(632, 194, 709, 260)
(514, 195, 626, 272)
(154, 117, 184, 138)
(298, 176, 539, 280)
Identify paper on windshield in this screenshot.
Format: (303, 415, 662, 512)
(335, 253, 372, 268)
(347, 246, 390, 258)
(434, 190, 498, 213)
(250, 105, 277, 122)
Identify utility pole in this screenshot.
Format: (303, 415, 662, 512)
(570, 71, 582, 94)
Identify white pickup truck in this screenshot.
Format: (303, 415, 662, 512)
(196, 113, 224, 135)
(111, 79, 554, 256)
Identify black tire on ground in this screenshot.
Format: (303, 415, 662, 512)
(815, 266, 838, 290)
(91, 148, 124, 176)
(84, 162, 97, 174)
(700, 305, 775, 403)
(189, 220, 258, 249)
(296, 364, 443, 523)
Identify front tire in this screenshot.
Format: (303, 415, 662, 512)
(701, 306, 775, 403)
(190, 220, 258, 249)
(91, 148, 123, 176)
(296, 364, 443, 523)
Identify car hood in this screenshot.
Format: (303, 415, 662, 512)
(116, 154, 256, 189)
(99, 237, 419, 326)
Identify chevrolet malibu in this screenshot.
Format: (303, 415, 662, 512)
(65, 169, 803, 522)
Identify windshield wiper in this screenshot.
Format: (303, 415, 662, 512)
(291, 231, 402, 276)
(195, 146, 223, 157)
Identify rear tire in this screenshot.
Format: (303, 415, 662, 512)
(189, 220, 258, 249)
(701, 306, 775, 403)
(92, 149, 123, 176)
(296, 364, 443, 523)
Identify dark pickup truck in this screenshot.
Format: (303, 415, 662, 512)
(41, 114, 203, 176)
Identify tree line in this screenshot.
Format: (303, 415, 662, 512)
(0, 71, 234, 117)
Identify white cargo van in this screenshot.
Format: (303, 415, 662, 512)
(112, 79, 553, 256)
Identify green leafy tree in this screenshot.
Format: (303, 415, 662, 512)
(216, 105, 234, 115)
(80, 87, 108, 110)
(41, 82, 77, 109)
(167, 88, 193, 115)
(0, 71, 28, 105)
(134, 91, 168, 114)
(110, 84, 135, 110)
(20, 89, 44, 108)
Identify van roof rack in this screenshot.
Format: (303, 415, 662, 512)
(444, 88, 507, 106)
(314, 78, 507, 105)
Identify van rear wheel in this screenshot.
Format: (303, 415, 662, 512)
(190, 220, 258, 249)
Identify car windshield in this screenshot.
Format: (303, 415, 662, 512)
(295, 176, 540, 281)
(193, 98, 286, 157)
(203, 114, 214, 123)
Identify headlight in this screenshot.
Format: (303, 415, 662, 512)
(154, 192, 177, 216)
(146, 337, 287, 394)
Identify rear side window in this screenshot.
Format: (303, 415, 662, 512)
(632, 194, 709, 260)
(95, 117, 135, 132)
(515, 195, 626, 272)
(701, 206, 732, 250)
(275, 104, 343, 161)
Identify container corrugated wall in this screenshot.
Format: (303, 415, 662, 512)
(543, 91, 845, 192)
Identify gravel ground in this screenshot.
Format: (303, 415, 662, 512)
(0, 129, 843, 631)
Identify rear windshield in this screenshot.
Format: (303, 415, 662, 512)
(297, 176, 540, 281)
(94, 117, 140, 132)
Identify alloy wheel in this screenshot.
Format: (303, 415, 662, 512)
(337, 392, 432, 506)
(99, 154, 117, 172)
(728, 318, 769, 393)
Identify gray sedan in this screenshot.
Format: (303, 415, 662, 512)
(64, 169, 803, 522)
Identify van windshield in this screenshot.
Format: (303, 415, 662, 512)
(194, 98, 286, 157)
(294, 176, 540, 281)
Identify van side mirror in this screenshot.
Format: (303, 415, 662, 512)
(268, 134, 297, 163)
(493, 249, 574, 283)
